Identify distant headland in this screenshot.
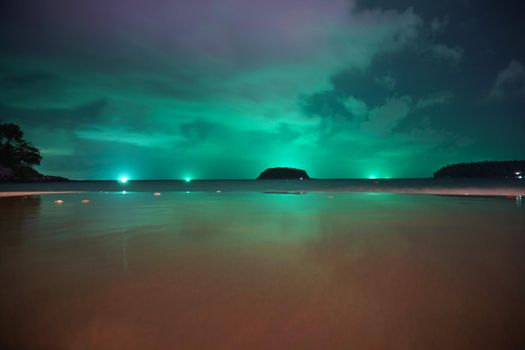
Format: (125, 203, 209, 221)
(257, 167, 310, 180)
(433, 160, 525, 179)
(0, 123, 68, 182)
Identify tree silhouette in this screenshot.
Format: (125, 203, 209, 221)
(0, 123, 42, 170)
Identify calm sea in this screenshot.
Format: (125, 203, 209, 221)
(1, 178, 525, 196)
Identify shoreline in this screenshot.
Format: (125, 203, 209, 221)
(0, 188, 523, 198)
(0, 191, 81, 198)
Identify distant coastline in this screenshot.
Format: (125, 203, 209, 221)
(434, 160, 525, 179)
(0, 164, 68, 183)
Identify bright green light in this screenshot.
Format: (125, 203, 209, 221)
(185, 177, 191, 182)
(119, 176, 129, 183)
(368, 174, 392, 179)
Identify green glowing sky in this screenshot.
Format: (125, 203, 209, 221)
(1, 0, 524, 179)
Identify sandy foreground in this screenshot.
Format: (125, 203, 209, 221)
(0, 191, 81, 197)
(1, 191, 525, 349)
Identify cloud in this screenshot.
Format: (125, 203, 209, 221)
(179, 119, 219, 141)
(1, 0, 427, 148)
(414, 91, 454, 110)
(490, 59, 525, 98)
(300, 66, 459, 162)
(301, 91, 354, 121)
(374, 75, 396, 90)
(303, 89, 415, 136)
(74, 128, 183, 148)
(343, 96, 369, 121)
(1, 0, 424, 97)
(430, 15, 449, 33)
(7, 0, 518, 179)
(360, 96, 412, 135)
(0, 100, 108, 129)
(429, 44, 463, 64)
(2, 71, 58, 85)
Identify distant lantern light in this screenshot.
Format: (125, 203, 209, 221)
(154, 192, 161, 196)
(185, 177, 191, 182)
(81, 199, 90, 204)
(119, 176, 129, 184)
(54, 199, 64, 205)
(515, 171, 522, 176)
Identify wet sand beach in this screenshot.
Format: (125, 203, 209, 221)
(0, 191, 80, 198)
(1, 192, 525, 349)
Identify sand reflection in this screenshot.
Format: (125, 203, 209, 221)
(0, 193, 524, 349)
(0, 196, 41, 244)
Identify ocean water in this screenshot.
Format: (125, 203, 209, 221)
(1, 189, 525, 349)
(1, 178, 525, 196)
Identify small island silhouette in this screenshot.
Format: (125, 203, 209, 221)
(434, 160, 525, 178)
(257, 167, 310, 180)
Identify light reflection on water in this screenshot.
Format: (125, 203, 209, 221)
(1, 192, 524, 349)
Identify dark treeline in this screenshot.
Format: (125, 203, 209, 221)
(0, 123, 67, 182)
(434, 160, 525, 178)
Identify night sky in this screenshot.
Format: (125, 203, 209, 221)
(1, 0, 524, 180)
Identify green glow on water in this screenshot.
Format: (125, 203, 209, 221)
(368, 172, 392, 179)
(119, 176, 129, 184)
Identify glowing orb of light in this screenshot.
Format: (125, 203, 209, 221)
(154, 192, 161, 196)
(81, 199, 90, 204)
(54, 200, 64, 205)
(185, 177, 191, 182)
(119, 176, 129, 184)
